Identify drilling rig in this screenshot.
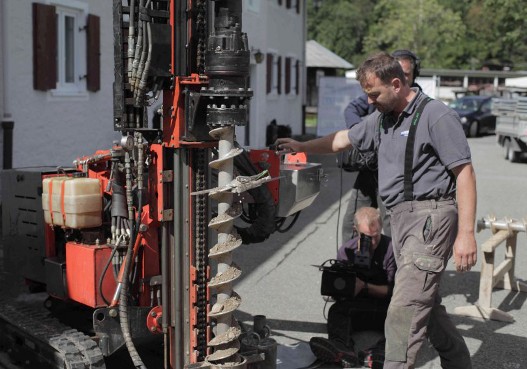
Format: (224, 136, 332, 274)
(0, 1, 321, 369)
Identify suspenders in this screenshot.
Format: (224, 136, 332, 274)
(403, 97, 432, 201)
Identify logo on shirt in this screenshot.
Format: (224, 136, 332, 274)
(401, 130, 409, 137)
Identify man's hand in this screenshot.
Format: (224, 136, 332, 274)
(275, 137, 303, 154)
(355, 277, 367, 297)
(453, 232, 477, 273)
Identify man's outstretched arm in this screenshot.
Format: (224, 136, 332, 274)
(275, 129, 352, 154)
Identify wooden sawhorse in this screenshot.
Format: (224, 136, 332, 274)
(454, 216, 527, 322)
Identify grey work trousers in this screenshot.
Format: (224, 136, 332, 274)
(383, 199, 472, 369)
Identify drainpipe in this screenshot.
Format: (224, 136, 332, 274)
(301, 0, 307, 136)
(2, 121, 13, 170)
(1, 0, 14, 169)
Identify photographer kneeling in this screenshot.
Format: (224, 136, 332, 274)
(310, 207, 396, 368)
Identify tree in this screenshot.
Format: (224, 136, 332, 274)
(478, 0, 527, 70)
(307, 0, 527, 70)
(362, 0, 466, 68)
(307, 0, 378, 65)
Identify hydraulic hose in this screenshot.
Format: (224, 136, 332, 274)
(119, 143, 147, 369)
(98, 244, 119, 306)
(127, 0, 136, 79)
(233, 148, 276, 244)
(118, 227, 147, 369)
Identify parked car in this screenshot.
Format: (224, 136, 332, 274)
(448, 95, 496, 137)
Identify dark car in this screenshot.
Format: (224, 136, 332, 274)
(448, 95, 496, 137)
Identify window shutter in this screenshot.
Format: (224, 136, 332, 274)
(33, 3, 57, 91)
(277, 56, 282, 94)
(266, 53, 273, 94)
(285, 57, 291, 94)
(87, 14, 101, 92)
(295, 59, 300, 95)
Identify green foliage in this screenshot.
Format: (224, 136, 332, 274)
(307, 0, 378, 64)
(363, 0, 466, 68)
(307, 0, 527, 70)
(479, 0, 527, 69)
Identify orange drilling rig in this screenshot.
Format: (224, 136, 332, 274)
(0, 1, 321, 369)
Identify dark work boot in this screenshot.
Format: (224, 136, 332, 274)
(358, 338, 385, 369)
(309, 337, 358, 368)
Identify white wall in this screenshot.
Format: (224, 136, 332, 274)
(2, 0, 117, 169)
(242, 0, 305, 148)
(1, 0, 306, 169)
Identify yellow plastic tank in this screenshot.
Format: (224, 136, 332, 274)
(42, 176, 102, 229)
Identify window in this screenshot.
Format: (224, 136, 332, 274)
(286, 0, 300, 13)
(56, 7, 80, 90)
(266, 52, 282, 95)
(33, 1, 100, 94)
(295, 59, 299, 94)
(285, 57, 299, 96)
(285, 57, 291, 94)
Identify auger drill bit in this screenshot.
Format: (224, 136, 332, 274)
(201, 1, 253, 367)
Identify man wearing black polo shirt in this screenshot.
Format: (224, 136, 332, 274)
(276, 52, 477, 369)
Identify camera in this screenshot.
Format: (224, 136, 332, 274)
(355, 233, 372, 269)
(318, 234, 373, 298)
(343, 233, 372, 269)
(319, 260, 357, 298)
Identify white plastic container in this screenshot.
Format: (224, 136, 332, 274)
(42, 176, 102, 229)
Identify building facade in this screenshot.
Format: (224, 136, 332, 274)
(0, 0, 116, 169)
(0, 0, 306, 172)
(242, 0, 306, 147)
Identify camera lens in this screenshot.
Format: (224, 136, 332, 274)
(360, 233, 372, 249)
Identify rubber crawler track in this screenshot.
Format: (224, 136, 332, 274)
(0, 298, 105, 369)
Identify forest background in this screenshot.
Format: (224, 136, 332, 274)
(307, 0, 527, 71)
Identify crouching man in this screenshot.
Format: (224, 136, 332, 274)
(310, 207, 396, 368)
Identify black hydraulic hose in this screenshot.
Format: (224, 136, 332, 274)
(232, 145, 277, 244)
(276, 211, 301, 233)
(98, 244, 119, 306)
(130, 246, 143, 287)
(136, 1, 152, 105)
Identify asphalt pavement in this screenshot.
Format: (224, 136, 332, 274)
(234, 134, 527, 369)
